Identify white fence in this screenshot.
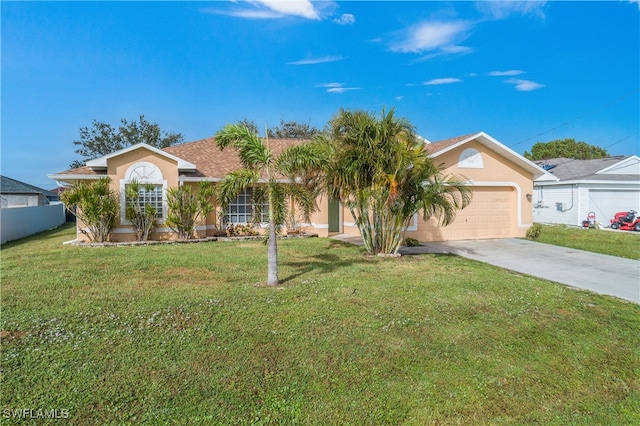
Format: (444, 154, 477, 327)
(0, 204, 66, 244)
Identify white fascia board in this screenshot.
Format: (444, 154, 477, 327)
(179, 177, 223, 183)
(429, 132, 558, 182)
(86, 143, 196, 171)
(179, 177, 295, 184)
(535, 179, 640, 187)
(473, 133, 558, 181)
(47, 173, 105, 181)
(428, 133, 481, 157)
(595, 155, 640, 174)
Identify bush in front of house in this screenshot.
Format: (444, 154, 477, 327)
(226, 223, 260, 237)
(404, 237, 420, 247)
(526, 223, 542, 240)
(124, 180, 157, 241)
(60, 177, 119, 242)
(165, 182, 216, 240)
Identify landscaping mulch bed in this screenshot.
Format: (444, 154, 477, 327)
(67, 233, 318, 247)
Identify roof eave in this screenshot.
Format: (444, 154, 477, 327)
(535, 178, 640, 186)
(47, 174, 105, 181)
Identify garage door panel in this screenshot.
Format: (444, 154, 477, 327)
(437, 187, 514, 241)
(589, 190, 640, 225)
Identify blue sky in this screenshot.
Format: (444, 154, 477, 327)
(2, 1, 639, 190)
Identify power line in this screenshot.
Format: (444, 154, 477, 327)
(509, 88, 640, 149)
(603, 132, 639, 150)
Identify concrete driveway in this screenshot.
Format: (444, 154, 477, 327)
(333, 235, 640, 304)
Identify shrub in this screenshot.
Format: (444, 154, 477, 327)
(526, 223, 542, 240)
(60, 177, 119, 242)
(165, 182, 215, 240)
(404, 237, 420, 247)
(226, 223, 259, 237)
(124, 180, 157, 241)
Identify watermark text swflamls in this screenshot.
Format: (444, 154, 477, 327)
(3, 408, 70, 420)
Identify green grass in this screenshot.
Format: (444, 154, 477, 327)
(2, 223, 639, 425)
(533, 224, 640, 260)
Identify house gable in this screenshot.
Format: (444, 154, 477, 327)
(106, 146, 180, 186)
(427, 132, 558, 182)
(86, 143, 195, 172)
(596, 155, 640, 175)
(534, 156, 638, 184)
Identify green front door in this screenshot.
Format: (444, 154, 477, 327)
(328, 198, 340, 233)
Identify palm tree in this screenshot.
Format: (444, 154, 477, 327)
(325, 107, 472, 255)
(214, 124, 327, 286)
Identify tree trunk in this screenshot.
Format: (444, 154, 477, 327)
(267, 192, 279, 286)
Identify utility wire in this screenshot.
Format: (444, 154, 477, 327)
(603, 132, 639, 150)
(509, 88, 640, 149)
(530, 132, 639, 173)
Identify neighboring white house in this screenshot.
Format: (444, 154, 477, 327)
(0, 175, 65, 244)
(0, 175, 58, 208)
(532, 156, 640, 227)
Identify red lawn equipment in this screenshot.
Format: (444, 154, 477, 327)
(582, 212, 596, 229)
(610, 210, 640, 231)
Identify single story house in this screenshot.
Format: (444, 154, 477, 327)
(48, 131, 556, 242)
(531, 156, 640, 227)
(1, 175, 58, 208)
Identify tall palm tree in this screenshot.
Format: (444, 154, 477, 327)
(325, 107, 472, 255)
(214, 124, 327, 286)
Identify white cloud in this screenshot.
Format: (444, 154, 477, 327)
(253, 0, 320, 20)
(505, 78, 545, 91)
(489, 70, 525, 76)
(288, 55, 345, 65)
(424, 78, 462, 85)
(476, 1, 547, 19)
(317, 82, 360, 93)
(333, 13, 355, 25)
(206, 0, 328, 20)
(629, 0, 640, 10)
(388, 20, 471, 54)
(201, 8, 282, 19)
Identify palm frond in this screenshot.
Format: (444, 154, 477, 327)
(216, 169, 260, 209)
(214, 124, 271, 169)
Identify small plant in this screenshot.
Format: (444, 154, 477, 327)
(404, 237, 420, 247)
(124, 180, 157, 241)
(526, 223, 542, 240)
(226, 223, 260, 237)
(165, 182, 215, 240)
(60, 177, 119, 242)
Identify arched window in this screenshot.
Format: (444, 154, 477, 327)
(458, 148, 483, 169)
(121, 162, 167, 222)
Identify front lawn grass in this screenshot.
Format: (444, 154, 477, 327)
(2, 224, 639, 425)
(533, 224, 640, 260)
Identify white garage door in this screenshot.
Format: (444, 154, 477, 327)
(589, 190, 640, 224)
(439, 187, 515, 240)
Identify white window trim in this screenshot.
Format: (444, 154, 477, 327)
(224, 188, 268, 225)
(120, 162, 167, 225)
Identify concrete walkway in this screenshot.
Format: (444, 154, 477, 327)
(332, 234, 640, 304)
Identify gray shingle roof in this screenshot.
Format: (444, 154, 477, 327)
(1, 175, 57, 197)
(533, 157, 634, 181)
